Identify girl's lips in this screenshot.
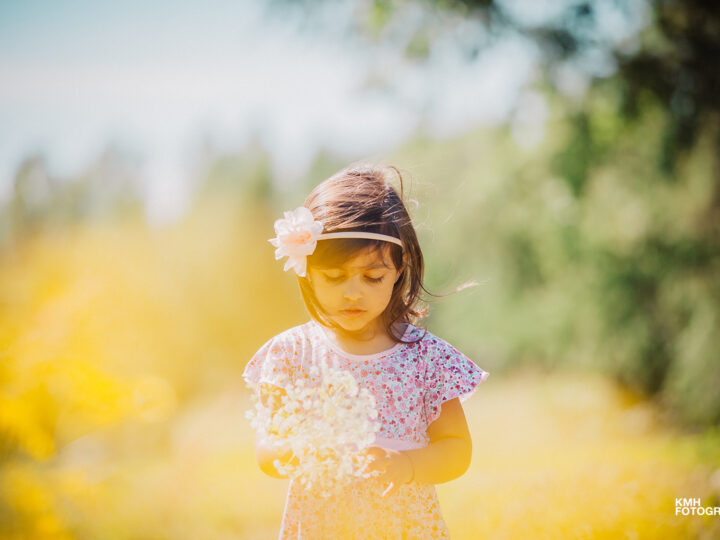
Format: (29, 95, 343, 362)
(341, 309, 365, 317)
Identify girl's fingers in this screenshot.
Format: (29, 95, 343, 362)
(367, 446, 387, 458)
(362, 457, 383, 474)
(366, 460, 384, 474)
(364, 450, 386, 468)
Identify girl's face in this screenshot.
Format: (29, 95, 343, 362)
(307, 247, 404, 336)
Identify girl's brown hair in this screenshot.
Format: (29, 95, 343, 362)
(298, 163, 436, 345)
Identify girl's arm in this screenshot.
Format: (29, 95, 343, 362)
(364, 398, 472, 495)
(404, 397, 472, 484)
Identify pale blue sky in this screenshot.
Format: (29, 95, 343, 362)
(0, 0, 646, 223)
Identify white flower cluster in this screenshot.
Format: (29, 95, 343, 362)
(245, 360, 382, 498)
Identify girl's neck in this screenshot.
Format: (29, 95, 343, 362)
(321, 320, 407, 357)
(340, 317, 384, 341)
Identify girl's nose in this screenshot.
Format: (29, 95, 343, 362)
(343, 288, 362, 301)
(343, 277, 363, 301)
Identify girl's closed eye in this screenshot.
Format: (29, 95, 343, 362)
(322, 273, 384, 283)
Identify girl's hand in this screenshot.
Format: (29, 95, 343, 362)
(362, 446, 414, 498)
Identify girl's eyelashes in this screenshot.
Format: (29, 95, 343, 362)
(322, 274, 384, 283)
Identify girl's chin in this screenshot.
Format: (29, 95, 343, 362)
(335, 315, 374, 331)
(337, 318, 366, 329)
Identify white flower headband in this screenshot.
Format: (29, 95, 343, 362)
(268, 206, 404, 277)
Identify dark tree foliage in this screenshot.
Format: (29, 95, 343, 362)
(617, 1, 720, 174)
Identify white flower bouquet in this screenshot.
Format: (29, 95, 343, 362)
(245, 360, 382, 498)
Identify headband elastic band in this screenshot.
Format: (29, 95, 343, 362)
(268, 206, 404, 277)
(317, 231, 403, 248)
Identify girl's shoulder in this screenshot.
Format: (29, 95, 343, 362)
(401, 325, 463, 357)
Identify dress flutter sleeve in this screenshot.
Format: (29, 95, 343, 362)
(423, 340, 490, 426)
(242, 335, 294, 398)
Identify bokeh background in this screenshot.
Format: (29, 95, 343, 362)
(1, 0, 719, 538)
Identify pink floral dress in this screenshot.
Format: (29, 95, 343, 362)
(243, 319, 490, 539)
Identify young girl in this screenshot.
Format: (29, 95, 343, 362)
(243, 164, 490, 539)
